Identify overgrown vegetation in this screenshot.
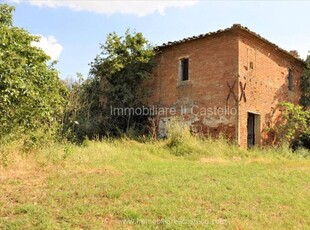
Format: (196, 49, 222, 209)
(1, 4, 309, 227)
(0, 4, 68, 144)
(63, 30, 155, 142)
(276, 102, 310, 150)
(300, 55, 310, 107)
(1, 137, 310, 229)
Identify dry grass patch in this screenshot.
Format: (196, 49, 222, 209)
(0, 139, 309, 229)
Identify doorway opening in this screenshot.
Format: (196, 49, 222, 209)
(247, 112, 260, 148)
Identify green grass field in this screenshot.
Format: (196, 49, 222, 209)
(1, 138, 310, 229)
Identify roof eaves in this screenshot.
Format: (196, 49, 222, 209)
(155, 24, 305, 65)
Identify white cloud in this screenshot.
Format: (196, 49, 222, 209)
(32, 35, 63, 61)
(12, 0, 198, 16)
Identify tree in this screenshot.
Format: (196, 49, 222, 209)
(300, 54, 310, 107)
(276, 102, 310, 143)
(71, 30, 154, 136)
(0, 4, 68, 140)
(62, 73, 104, 141)
(273, 102, 310, 151)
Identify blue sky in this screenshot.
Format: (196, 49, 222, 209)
(4, 0, 310, 80)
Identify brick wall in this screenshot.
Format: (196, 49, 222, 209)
(144, 30, 239, 139)
(237, 30, 304, 147)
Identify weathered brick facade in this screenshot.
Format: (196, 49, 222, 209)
(144, 24, 305, 147)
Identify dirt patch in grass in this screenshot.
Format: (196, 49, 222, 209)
(0, 161, 50, 220)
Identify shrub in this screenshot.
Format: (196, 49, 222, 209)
(290, 131, 310, 151)
(276, 102, 310, 142)
(164, 118, 205, 156)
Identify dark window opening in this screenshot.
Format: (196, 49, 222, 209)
(249, 61, 254, 69)
(180, 58, 189, 81)
(288, 69, 294, 91)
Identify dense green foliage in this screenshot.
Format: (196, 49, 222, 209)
(62, 74, 103, 141)
(278, 102, 310, 142)
(274, 102, 310, 150)
(64, 30, 155, 141)
(300, 55, 310, 107)
(0, 4, 68, 141)
(90, 30, 154, 109)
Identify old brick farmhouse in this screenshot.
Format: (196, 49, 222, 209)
(144, 24, 306, 148)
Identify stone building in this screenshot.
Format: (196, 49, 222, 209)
(144, 24, 305, 147)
